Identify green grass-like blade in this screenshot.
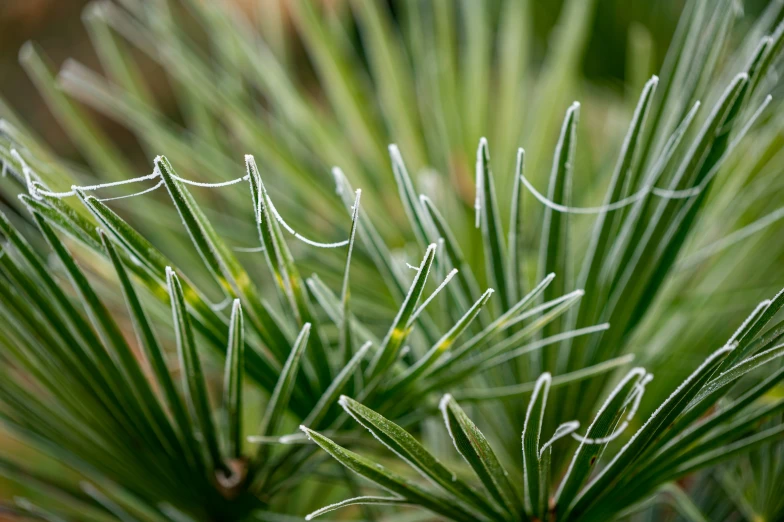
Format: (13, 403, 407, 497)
(538, 102, 579, 373)
(258, 323, 312, 440)
(384, 288, 494, 396)
(571, 76, 658, 369)
(367, 243, 437, 379)
(339, 189, 362, 367)
(300, 426, 476, 522)
(339, 396, 505, 521)
(555, 368, 647, 507)
(507, 148, 526, 303)
(439, 394, 524, 520)
(522, 373, 551, 518)
(223, 300, 245, 459)
(389, 144, 432, 248)
(100, 231, 197, 468)
(420, 194, 483, 315)
(246, 154, 331, 390)
(158, 155, 291, 364)
(167, 267, 223, 473)
(476, 138, 509, 311)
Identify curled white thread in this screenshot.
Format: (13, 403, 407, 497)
(520, 94, 771, 215)
(10, 149, 40, 199)
(405, 262, 420, 271)
(97, 180, 164, 201)
(264, 196, 350, 249)
(207, 296, 233, 312)
(521, 175, 693, 215)
(540, 420, 581, 458)
(14, 151, 356, 250)
(171, 174, 249, 187)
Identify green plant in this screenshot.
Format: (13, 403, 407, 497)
(0, 0, 783, 520)
(304, 307, 784, 521)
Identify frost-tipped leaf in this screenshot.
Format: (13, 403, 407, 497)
(300, 426, 477, 522)
(440, 394, 524, 520)
(339, 396, 505, 520)
(555, 368, 647, 507)
(167, 267, 221, 472)
(367, 243, 437, 379)
(476, 138, 509, 310)
(538, 102, 579, 372)
(223, 300, 245, 459)
(158, 155, 289, 364)
(385, 288, 494, 395)
(258, 323, 311, 440)
(522, 373, 551, 517)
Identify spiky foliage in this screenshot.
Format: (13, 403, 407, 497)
(304, 302, 784, 521)
(0, 0, 783, 520)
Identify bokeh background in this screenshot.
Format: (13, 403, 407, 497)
(3, 0, 772, 172)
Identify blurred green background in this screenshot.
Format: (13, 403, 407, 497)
(4, 0, 772, 171)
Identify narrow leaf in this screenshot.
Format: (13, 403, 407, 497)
(476, 138, 509, 310)
(167, 267, 223, 472)
(367, 243, 437, 379)
(522, 373, 551, 517)
(538, 102, 579, 373)
(440, 394, 524, 519)
(340, 396, 505, 520)
(258, 323, 311, 439)
(223, 299, 245, 459)
(300, 426, 476, 522)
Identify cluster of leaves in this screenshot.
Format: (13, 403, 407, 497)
(0, 142, 635, 520)
(0, 0, 783, 521)
(305, 297, 784, 521)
